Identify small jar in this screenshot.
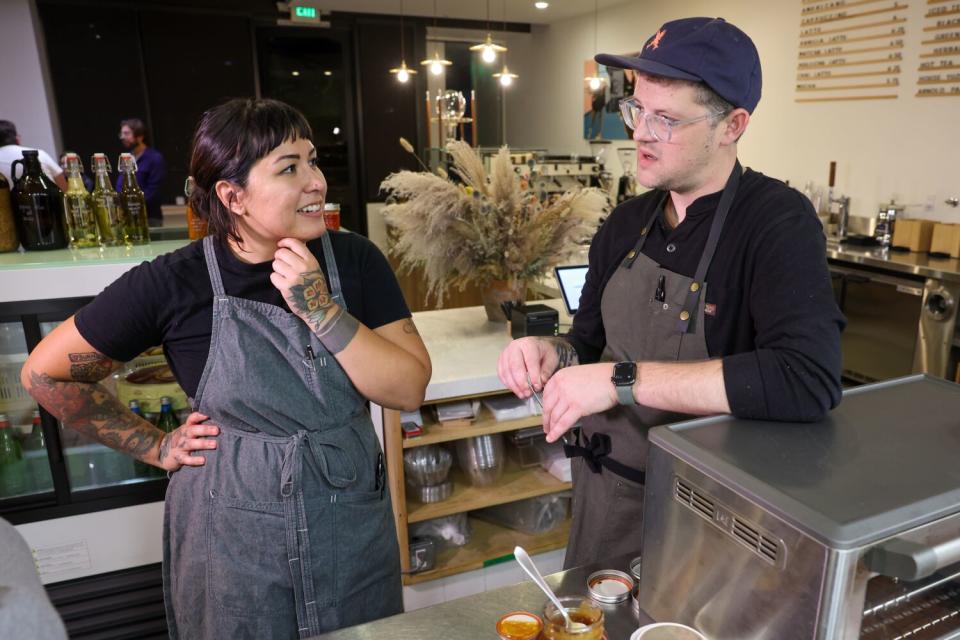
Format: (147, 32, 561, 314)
(542, 596, 604, 640)
(323, 202, 340, 231)
(496, 611, 542, 640)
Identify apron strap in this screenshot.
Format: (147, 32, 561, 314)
(564, 430, 646, 485)
(676, 160, 742, 333)
(202, 235, 227, 298)
(620, 192, 667, 270)
(319, 231, 347, 312)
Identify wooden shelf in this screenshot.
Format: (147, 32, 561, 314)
(404, 516, 571, 585)
(403, 404, 543, 449)
(407, 465, 571, 523)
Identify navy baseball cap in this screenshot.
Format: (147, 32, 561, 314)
(595, 17, 762, 113)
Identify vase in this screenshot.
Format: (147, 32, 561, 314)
(480, 279, 527, 322)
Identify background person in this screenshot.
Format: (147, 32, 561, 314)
(0, 119, 67, 190)
(116, 117, 167, 226)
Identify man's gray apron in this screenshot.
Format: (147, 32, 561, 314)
(563, 162, 741, 569)
(162, 234, 403, 639)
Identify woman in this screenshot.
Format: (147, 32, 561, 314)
(22, 98, 431, 638)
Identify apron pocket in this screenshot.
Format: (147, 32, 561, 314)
(598, 476, 646, 553)
(206, 492, 294, 618)
(331, 489, 402, 617)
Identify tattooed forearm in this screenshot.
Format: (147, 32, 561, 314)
(26, 370, 162, 462)
(287, 270, 360, 354)
(547, 338, 580, 371)
(68, 351, 116, 382)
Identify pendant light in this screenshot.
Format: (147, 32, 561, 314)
(389, 0, 417, 83)
(420, 0, 452, 75)
(492, 0, 517, 87)
(470, 0, 506, 64)
(584, 0, 606, 91)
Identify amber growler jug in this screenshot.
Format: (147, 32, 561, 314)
(11, 150, 68, 250)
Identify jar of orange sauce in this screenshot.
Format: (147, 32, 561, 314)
(496, 611, 543, 640)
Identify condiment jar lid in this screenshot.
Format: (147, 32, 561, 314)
(496, 611, 543, 640)
(587, 569, 634, 604)
(629, 556, 642, 582)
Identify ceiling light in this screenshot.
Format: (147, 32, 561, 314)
(470, 33, 507, 64)
(333, 126, 340, 135)
(291, 70, 300, 77)
(493, 65, 518, 87)
(420, 51, 452, 76)
(323, 70, 332, 77)
(390, 0, 417, 84)
(535, 1, 549, 8)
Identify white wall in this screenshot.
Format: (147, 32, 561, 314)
(506, 0, 960, 222)
(0, 0, 60, 160)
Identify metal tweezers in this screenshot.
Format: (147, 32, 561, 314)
(526, 374, 575, 446)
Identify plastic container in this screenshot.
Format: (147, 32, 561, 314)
(408, 536, 436, 573)
(629, 623, 707, 640)
(474, 493, 569, 535)
(408, 513, 471, 549)
(483, 394, 534, 421)
(404, 444, 453, 487)
(508, 427, 546, 468)
(456, 433, 504, 486)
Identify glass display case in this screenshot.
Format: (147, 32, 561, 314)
(0, 300, 170, 525)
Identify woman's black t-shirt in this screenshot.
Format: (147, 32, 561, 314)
(74, 231, 411, 399)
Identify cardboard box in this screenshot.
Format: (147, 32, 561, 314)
(891, 218, 936, 253)
(930, 223, 960, 259)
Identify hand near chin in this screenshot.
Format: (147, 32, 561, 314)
(270, 237, 332, 325)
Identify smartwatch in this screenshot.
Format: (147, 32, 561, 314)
(611, 361, 637, 405)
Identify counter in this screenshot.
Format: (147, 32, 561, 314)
(0, 240, 190, 303)
(315, 554, 653, 640)
(825, 241, 960, 284)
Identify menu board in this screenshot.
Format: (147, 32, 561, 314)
(796, 0, 909, 102)
(917, 0, 960, 97)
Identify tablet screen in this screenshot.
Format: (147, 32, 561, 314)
(554, 265, 588, 315)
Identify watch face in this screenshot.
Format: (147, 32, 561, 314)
(612, 361, 637, 385)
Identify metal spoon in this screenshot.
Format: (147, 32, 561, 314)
(514, 545, 586, 632)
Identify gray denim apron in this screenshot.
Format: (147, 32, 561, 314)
(162, 234, 403, 639)
(563, 162, 741, 569)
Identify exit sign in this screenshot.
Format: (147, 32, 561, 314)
(290, 4, 320, 23)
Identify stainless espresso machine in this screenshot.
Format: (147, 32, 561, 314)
(640, 375, 960, 639)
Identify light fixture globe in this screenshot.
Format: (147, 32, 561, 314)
(493, 65, 518, 87)
(421, 51, 452, 75)
(390, 60, 417, 83)
(470, 33, 507, 64)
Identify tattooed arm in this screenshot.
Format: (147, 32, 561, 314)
(20, 317, 218, 471)
(272, 238, 431, 411)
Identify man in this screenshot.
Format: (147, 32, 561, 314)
(117, 118, 167, 226)
(0, 120, 67, 190)
(497, 17, 844, 569)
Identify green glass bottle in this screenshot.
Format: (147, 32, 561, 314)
(61, 153, 101, 248)
(24, 410, 53, 492)
(129, 400, 155, 479)
(117, 153, 150, 245)
(156, 396, 179, 434)
(0, 413, 27, 497)
(90, 153, 124, 246)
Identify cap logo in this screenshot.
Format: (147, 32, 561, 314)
(647, 29, 666, 50)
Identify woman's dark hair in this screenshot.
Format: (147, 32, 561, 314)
(188, 98, 313, 245)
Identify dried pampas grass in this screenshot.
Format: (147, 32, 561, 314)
(381, 140, 610, 305)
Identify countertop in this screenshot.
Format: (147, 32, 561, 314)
(314, 553, 652, 639)
(0, 239, 190, 303)
(413, 300, 572, 402)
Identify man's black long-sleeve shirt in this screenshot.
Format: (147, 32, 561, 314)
(568, 168, 845, 422)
